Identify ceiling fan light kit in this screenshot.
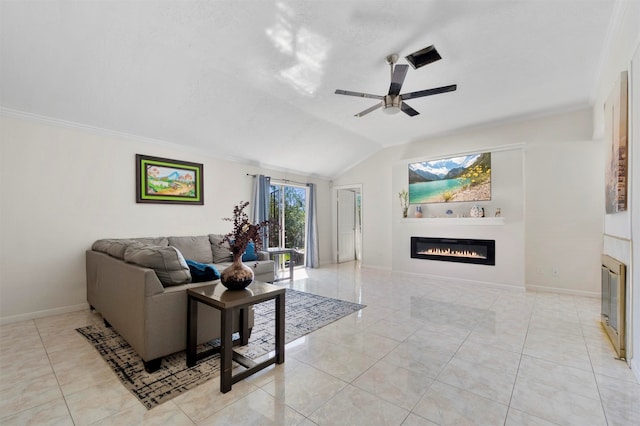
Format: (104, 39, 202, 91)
(383, 95, 401, 114)
(335, 45, 456, 117)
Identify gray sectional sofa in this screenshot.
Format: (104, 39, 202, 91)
(86, 234, 275, 372)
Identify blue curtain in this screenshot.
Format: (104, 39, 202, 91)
(251, 174, 270, 247)
(306, 183, 319, 268)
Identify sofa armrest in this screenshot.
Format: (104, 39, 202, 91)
(86, 250, 165, 323)
(257, 251, 270, 261)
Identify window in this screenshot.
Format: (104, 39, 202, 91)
(269, 183, 308, 268)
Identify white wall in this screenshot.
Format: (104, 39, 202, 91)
(334, 108, 601, 295)
(0, 114, 331, 323)
(590, 0, 639, 377)
(525, 139, 604, 295)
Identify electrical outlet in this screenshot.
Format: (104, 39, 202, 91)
(536, 266, 544, 275)
(552, 268, 559, 277)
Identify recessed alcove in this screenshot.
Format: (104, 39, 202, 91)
(392, 145, 525, 289)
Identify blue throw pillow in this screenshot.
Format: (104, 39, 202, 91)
(242, 241, 259, 262)
(185, 259, 220, 283)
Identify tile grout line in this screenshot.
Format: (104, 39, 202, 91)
(503, 290, 536, 426)
(577, 296, 612, 426)
(34, 318, 76, 425)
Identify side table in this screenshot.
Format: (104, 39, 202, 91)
(267, 247, 295, 282)
(186, 281, 285, 393)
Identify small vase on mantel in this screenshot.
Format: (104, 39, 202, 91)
(220, 255, 254, 290)
(415, 206, 423, 218)
(470, 205, 483, 218)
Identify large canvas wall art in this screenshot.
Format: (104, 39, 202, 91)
(604, 71, 629, 214)
(408, 152, 491, 204)
(136, 154, 204, 204)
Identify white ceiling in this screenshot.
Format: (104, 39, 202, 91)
(0, 1, 616, 179)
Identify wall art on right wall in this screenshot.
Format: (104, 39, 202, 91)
(604, 70, 629, 213)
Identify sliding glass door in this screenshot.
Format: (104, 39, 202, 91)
(269, 183, 308, 268)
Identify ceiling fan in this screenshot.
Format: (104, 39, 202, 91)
(334, 50, 457, 117)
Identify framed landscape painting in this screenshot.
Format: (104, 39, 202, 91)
(408, 152, 491, 204)
(136, 154, 204, 204)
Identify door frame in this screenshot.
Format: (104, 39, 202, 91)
(332, 183, 363, 264)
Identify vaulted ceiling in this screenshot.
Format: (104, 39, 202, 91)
(0, 1, 616, 179)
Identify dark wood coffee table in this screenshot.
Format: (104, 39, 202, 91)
(186, 281, 285, 393)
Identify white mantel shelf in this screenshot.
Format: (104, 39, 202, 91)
(400, 217, 505, 225)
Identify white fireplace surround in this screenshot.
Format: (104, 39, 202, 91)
(392, 145, 525, 289)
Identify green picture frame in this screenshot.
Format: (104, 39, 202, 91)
(136, 154, 204, 205)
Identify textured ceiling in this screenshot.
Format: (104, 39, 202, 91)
(0, 1, 616, 179)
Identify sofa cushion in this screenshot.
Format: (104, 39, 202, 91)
(124, 244, 191, 287)
(210, 234, 233, 263)
(185, 259, 220, 283)
(168, 235, 213, 264)
(92, 239, 140, 260)
(241, 241, 259, 262)
(133, 237, 169, 246)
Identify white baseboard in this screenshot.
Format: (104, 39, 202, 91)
(0, 303, 90, 325)
(525, 285, 600, 298)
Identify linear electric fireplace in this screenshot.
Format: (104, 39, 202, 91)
(411, 237, 496, 265)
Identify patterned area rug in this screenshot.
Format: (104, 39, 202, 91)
(77, 289, 365, 409)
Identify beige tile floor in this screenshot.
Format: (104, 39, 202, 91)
(1, 263, 639, 425)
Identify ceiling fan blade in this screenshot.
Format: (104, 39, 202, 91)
(388, 64, 409, 96)
(355, 102, 383, 117)
(401, 84, 457, 100)
(400, 102, 420, 116)
(335, 89, 384, 100)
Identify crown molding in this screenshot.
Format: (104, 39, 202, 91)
(0, 107, 332, 181)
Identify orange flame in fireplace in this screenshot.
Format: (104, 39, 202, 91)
(418, 248, 487, 259)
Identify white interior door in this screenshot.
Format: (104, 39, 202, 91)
(338, 189, 356, 263)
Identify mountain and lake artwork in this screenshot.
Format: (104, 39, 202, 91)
(136, 154, 203, 205)
(408, 152, 491, 204)
(146, 165, 196, 197)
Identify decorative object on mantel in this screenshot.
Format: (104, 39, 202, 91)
(446, 209, 453, 217)
(415, 206, 423, 218)
(399, 189, 409, 218)
(495, 208, 501, 217)
(469, 205, 484, 218)
(219, 201, 269, 290)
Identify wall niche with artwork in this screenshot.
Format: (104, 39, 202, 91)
(404, 151, 503, 219)
(408, 152, 491, 205)
(391, 145, 525, 286)
(394, 146, 524, 220)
